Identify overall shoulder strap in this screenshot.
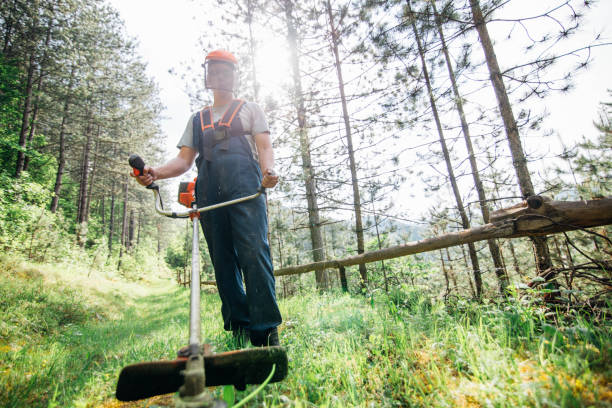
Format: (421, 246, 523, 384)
(199, 106, 214, 132)
(218, 99, 245, 128)
(194, 107, 214, 165)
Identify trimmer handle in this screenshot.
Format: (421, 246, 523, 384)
(129, 154, 157, 189)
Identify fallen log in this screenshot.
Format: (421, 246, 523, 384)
(274, 197, 612, 278)
(490, 196, 612, 237)
(275, 220, 515, 277)
(200, 197, 611, 285)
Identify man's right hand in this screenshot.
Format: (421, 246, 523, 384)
(131, 165, 157, 187)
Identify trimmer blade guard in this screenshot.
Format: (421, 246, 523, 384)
(115, 346, 288, 402)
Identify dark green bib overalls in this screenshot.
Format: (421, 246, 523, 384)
(193, 99, 281, 333)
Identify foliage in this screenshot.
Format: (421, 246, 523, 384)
(573, 92, 612, 198)
(1, 266, 610, 407)
(0, 257, 97, 345)
(0, 0, 175, 279)
(0, 55, 22, 170)
(0, 171, 59, 257)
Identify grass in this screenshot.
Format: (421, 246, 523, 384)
(1, 258, 611, 407)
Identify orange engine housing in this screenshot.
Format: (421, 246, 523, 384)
(178, 178, 197, 208)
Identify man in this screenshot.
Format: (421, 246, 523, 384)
(132, 49, 282, 347)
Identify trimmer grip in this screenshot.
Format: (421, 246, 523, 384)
(129, 154, 157, 189)
(129, 154, 146, 177)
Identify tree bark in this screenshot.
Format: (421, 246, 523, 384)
(108, 180, 116, 253)
(50, 66, 75, 213)
(100, 196, 106, 233)
(15, 50, 36, 177)
(445, 247, 459, 291)
(339, 265, 348, 292)
(469, 0, 553, 286)
(117, 175, 129, 269)
(326, 0, 368, 288)
(246, 0, 259, 102)
(128, 209, 134, 251)
(76, 107, 93, 246)
(137, 210, 142, 246)
(23, 19, 52, 172)
(507, 239, 522, 277)
(284, 0, 327, 290)
(407, 1, 482, 299)
(462, 245, 477, 298)
(440, 250, 450, 299)
(85, 137, 100, 223)
(371, 193, 388, 292)
(2, 0, 18, 55)
(433, 3, 508, 295)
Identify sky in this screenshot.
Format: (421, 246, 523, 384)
(108, 0, 612, 218)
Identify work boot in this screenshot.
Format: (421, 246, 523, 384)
(250, 327, 279, 347)
(232, 326, 250, 349)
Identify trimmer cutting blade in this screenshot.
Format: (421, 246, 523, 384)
(116, 344, 288, 401)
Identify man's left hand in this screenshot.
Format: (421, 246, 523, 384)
(262, 169, 279, 188)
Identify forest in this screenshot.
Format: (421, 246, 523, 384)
(1, 0, 611, 407)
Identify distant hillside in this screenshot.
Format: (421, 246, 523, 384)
(362, 215, 425, 243)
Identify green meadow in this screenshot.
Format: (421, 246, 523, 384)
(1, 257, 610, 408)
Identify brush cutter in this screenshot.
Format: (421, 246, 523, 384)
(115, 155, 287, 407)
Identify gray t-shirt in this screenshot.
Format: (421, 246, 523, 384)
(177, 101, 269, 161)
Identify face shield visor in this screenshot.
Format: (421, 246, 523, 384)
(204, 60, 236, 93)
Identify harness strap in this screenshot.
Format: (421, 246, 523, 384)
(219, 99, 245, 128)
(197, 99, 248, 161)
(198, 99, 245, 132)
(199, 107, 213, 132)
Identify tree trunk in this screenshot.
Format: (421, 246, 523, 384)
(76, 108, 93, 246)
(407, 2, 482, 299)
(85, 137, 100, 223)
(433, 3, 508, 295)
(128, 209, 134, 251)
(276, 228, 284, 268)
(325, 0, 368, 288)
(507, 239, 522, 277)
(100, 196, 106, 233)
(23, 19, 52, 172)
(371, 194, 388, 292)
(108, 181, 116, 253)
(2, 0, 18, 55)
(461, 245, 476, 298)
(469, 0, 553, 288)
(50, 66, 75, 213)
(492, 178, 523, 279)
(49, 115, 66, 212)
(137, 210, 142, 246)
(246, 0, 259, 102)
(15, 50, 36, 178)
(445, 247, 459, 291)
(284, 0, 327, 290)
(440, 250, 450, 299)
(117, 175, 129, 269)
(339, 265, 348, 292)
(552, 235, 565, 268)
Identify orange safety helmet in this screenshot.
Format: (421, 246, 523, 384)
(205, 49, 238, 65)
(204, 49, 238, 92)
